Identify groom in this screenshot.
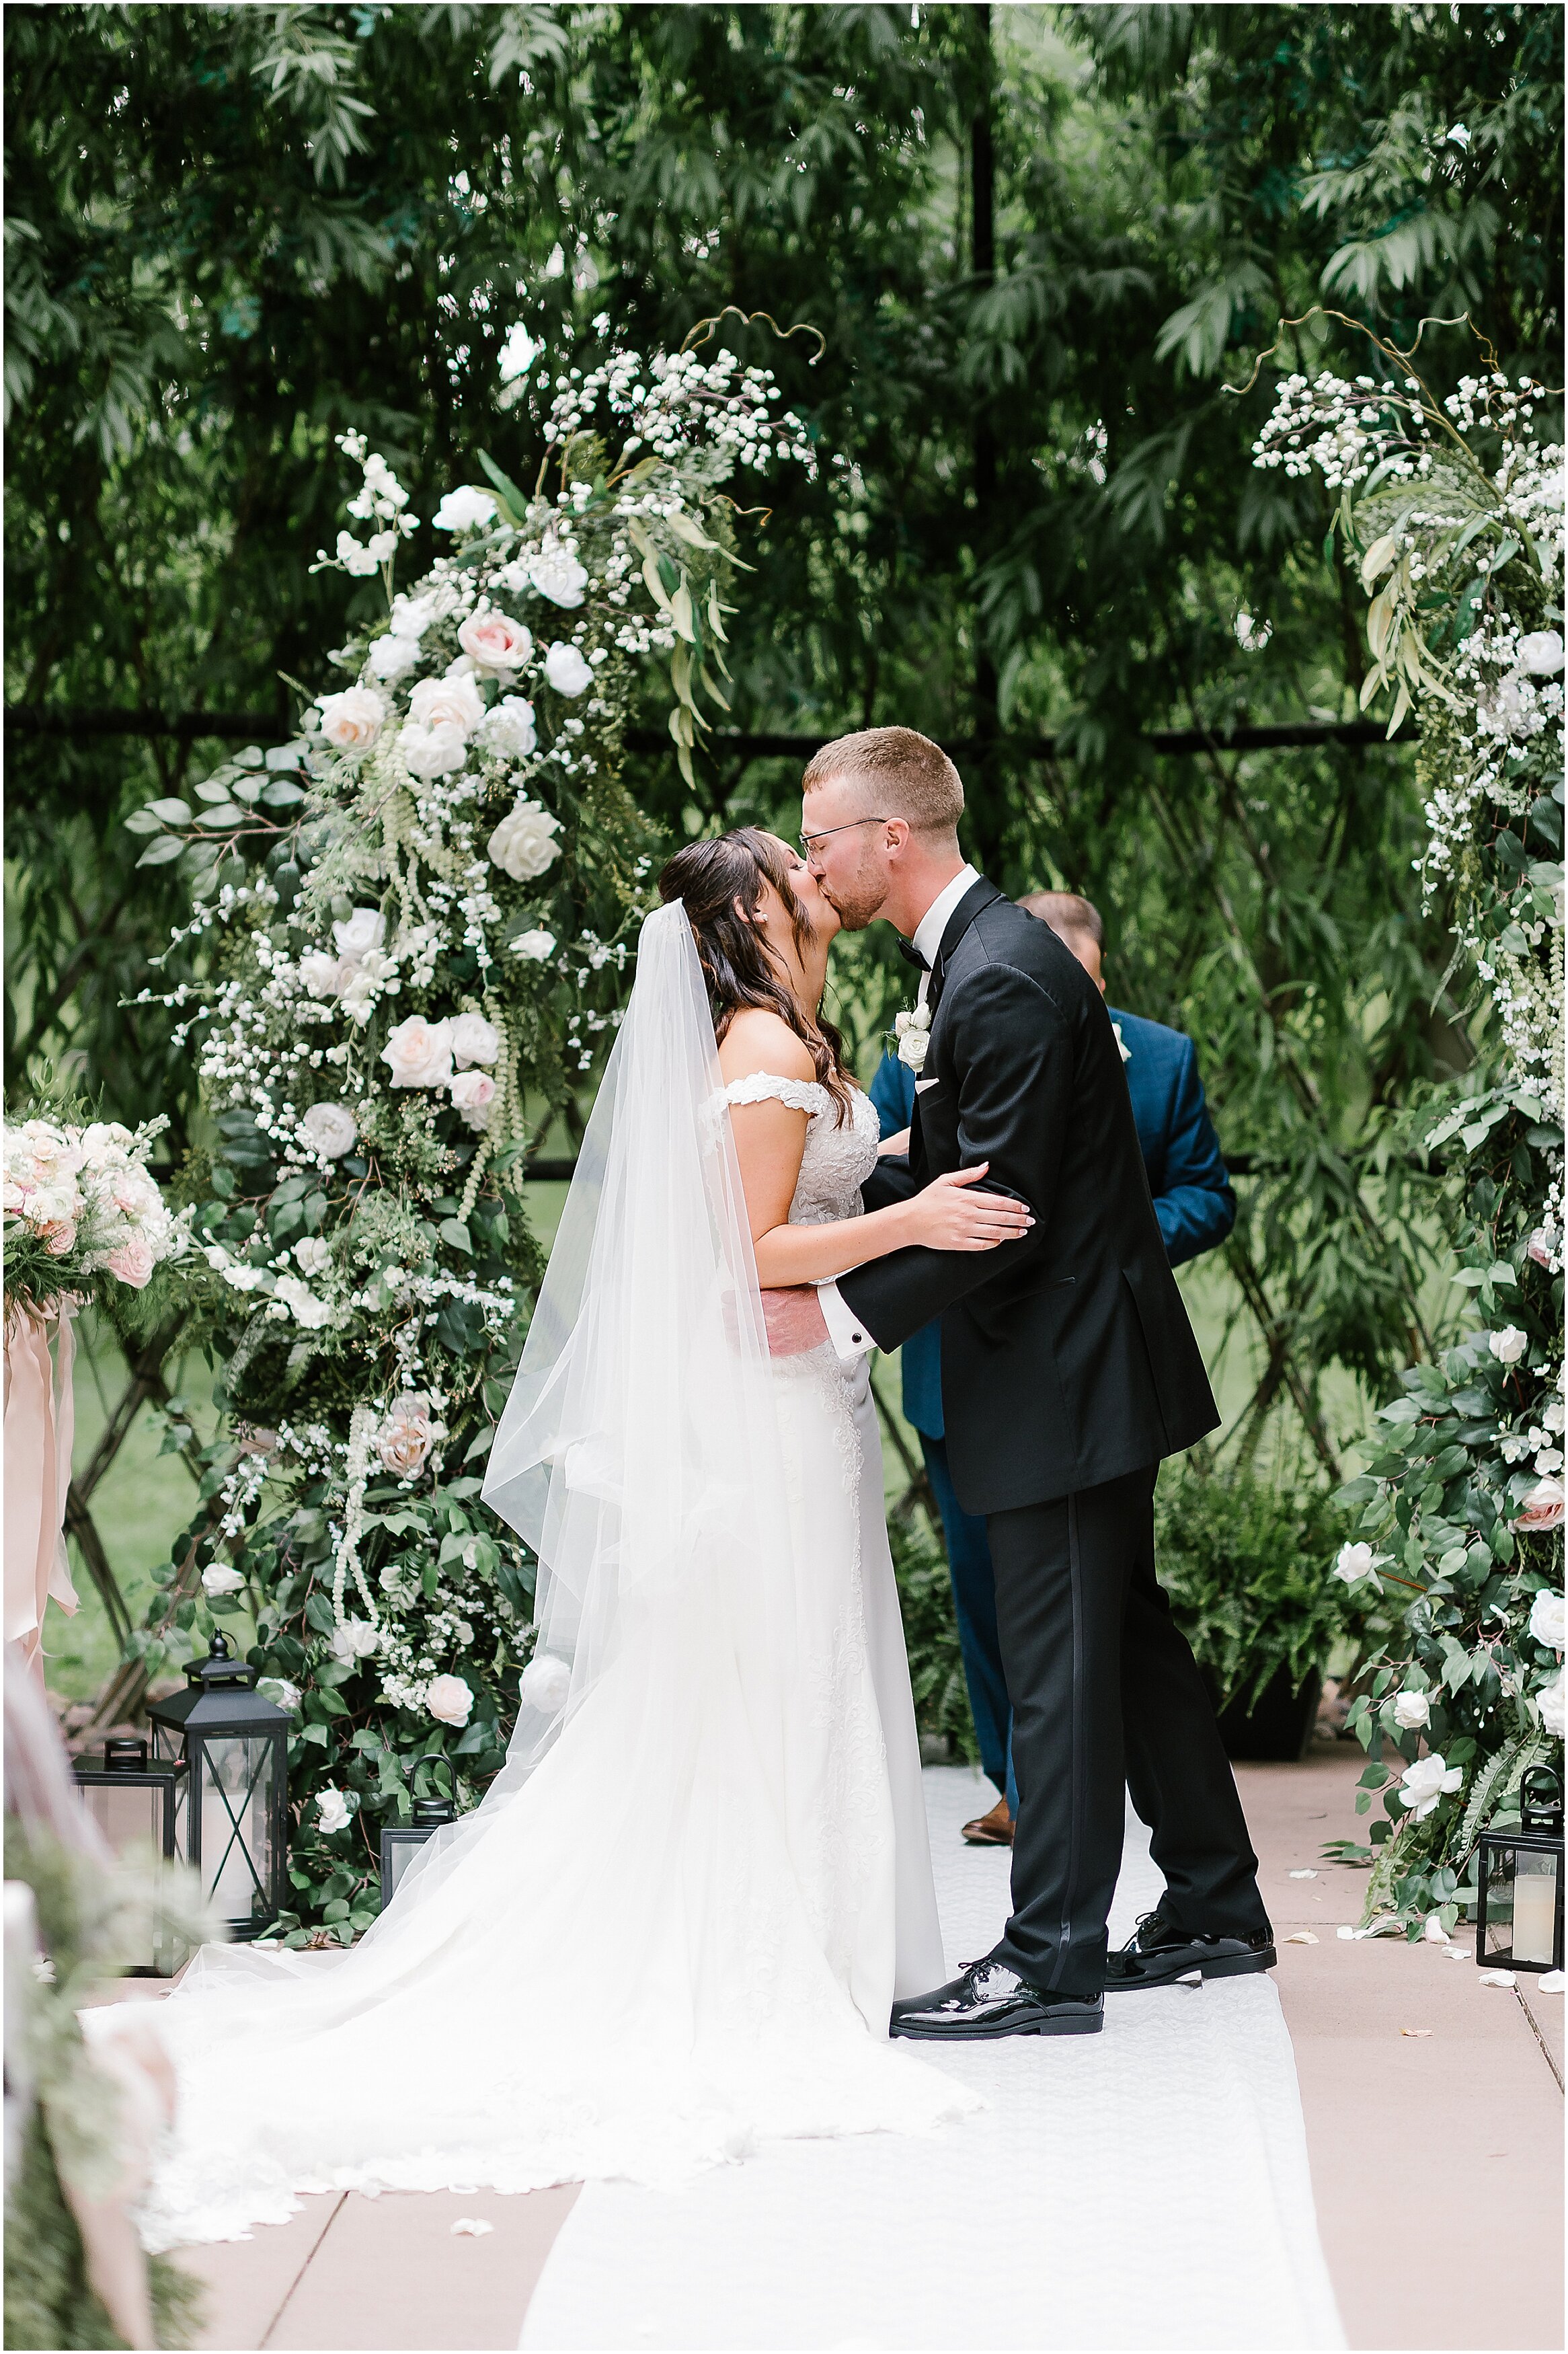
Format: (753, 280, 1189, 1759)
(762, 726, 1273, 2039)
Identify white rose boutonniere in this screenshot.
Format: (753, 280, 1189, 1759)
(1111, 1020, 1132, 1065)
(894, 1001, 932, 1073)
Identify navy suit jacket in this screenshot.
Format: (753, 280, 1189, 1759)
(869, 1006, 1234, 1439)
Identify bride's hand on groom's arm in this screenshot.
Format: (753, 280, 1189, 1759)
(899, 1163, 1035, 1255)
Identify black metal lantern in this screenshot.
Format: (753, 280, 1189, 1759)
(379, 1797, 455, 1910)
(1476, 1766, 1564, 1975)
(71, 1737, 186, 1975)
(147, 1632, 290, 1942)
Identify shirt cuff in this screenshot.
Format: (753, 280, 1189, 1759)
(815, 1279, 875, 1362)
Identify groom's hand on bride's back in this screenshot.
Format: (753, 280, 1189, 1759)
(759, 1285, 830, 1357)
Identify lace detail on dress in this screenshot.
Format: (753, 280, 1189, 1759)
(721, 1072, 881, 1231)
(723, 1071, 835, 1117)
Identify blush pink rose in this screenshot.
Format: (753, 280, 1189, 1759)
(1516, 1477, 1565, 1534)
(108, 1233, 156, 1289)
(458, 609, 532, 674)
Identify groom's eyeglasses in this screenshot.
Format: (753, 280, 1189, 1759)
(799, 817, 890, 855)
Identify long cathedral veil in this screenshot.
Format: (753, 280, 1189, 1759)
(366, 897, 801, 1912)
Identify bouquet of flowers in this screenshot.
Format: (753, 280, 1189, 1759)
(3, 1112, 190, 1322)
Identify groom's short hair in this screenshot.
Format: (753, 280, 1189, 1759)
(801, 726, 964, 835)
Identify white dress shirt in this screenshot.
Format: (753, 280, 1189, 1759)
(816, 864, 981, 1361)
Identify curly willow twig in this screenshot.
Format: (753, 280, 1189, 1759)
(1220, 307, 1491, 406)
(678, 307, 827, 365)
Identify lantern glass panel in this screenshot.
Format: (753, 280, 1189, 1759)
(79, 1780, 165, 1858)
(1512, 1850, 1559, 1969)
(200, 1734, 279, 1928)
(1481, 1842, 1518, 1965)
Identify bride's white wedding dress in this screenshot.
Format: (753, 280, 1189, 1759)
(93, 905, 975, 2252)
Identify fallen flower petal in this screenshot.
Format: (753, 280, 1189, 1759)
(1479, 1969, 1517, 1987)
(1284, 1930, 1319, 1945)
(1400, 2027, 1434, 2038)
(450, 2218, 495, 2237)
(1288, 1869, 1318, 1880)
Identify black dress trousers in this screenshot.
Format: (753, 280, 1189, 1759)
(988, 1464, 1270, 1998)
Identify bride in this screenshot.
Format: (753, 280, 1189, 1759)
(93, 830, 1031, 2249)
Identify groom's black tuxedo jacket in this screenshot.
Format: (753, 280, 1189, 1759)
(842, 878, 1218, 1515)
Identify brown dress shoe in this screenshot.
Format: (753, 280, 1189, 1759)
(962, 1795, 1013, 1847)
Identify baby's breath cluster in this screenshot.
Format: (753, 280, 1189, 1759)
(121, 320, 806, 1944)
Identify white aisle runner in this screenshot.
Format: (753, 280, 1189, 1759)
(522, 1769, 1344, 2351)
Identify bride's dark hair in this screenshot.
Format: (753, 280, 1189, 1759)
(658, 829, 855, 1124)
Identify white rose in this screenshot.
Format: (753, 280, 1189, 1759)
(1393, 1688, 1432, 1730)
(398, 722, 468, 779)
(332, 907, 387, 961)
(1528, 1590, 1566, 1651)
(1489, 1326, 1528, 1365)
(432, 486, 498, 533)
(316, 1786, 352, 1835)
(449, 1012, 500, 1069)
(292, 1235, 331, 1275)
(409, 672, 485, 737)
(366, 633, 422, 684)
(1333, 1540, 1380, 1586)
(543, 640, 594, 697)
(459, 609, 532, 675)
(896, 1024, 929, 1073)
(449, 1069, 496, 1127)
(478, 695, 537, 760)
(527, 541, 588, 608)
(519, 1653, 573, 1715)
(427, 1673, 473, 1727)
(487, 798, 561, 882)
(381, 1016, 454, 1090)
(201, 1564, 245, 1597)
(1518, 629, 1565, 675)
(509, 928, 556, 962)
(316, 686, 385, 752)
(298, 950, 343, 999)
(300, 1102, 357, 1160)
(329, 1617, 380, 1664)
(1540, 1669, 1565, 1740)
(1397, 1752, 1463, 1821)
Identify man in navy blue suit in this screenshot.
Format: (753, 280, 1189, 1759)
(870, 889, 1236, 1844)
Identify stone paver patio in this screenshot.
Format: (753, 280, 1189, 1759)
(161, 1745, 1562, 2351)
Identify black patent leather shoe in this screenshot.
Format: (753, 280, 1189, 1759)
(890, 1957, 1103, 2040)
(1104, 1907, 1276, 1991)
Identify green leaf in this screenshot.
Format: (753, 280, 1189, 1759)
(477, 449, 526, 525)
(146, 796, 194, 823)
(136, 835, 185, 866)
(124, 806, 167, 835)
(438, 1217, 472, 1254)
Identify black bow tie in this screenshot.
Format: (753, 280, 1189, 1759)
(898, 938, 930, 973)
